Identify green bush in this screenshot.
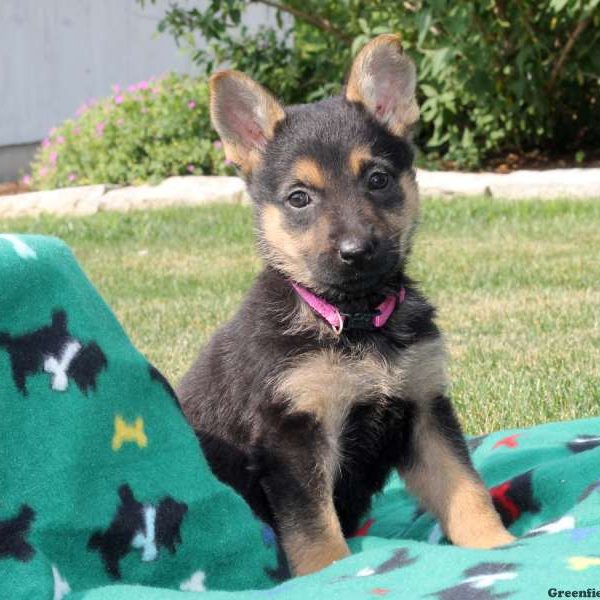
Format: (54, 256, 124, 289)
(142, 0, 600, 169)
(31, 73, 231, 190)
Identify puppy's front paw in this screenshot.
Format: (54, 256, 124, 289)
(289, 536, 351, 576)
(479, 529, 517, 548)
(456, 528, 516, 549)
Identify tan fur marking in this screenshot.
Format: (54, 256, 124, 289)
(260, 204, 315, 287)
(345, 35, 405, 105)
(294, 158, 326, 189)
(348, 145, 372, 177)
(388, 171, 420, 254)
(209, 70, 285, 173)
(296, 214, 332, 255)
(346, 34, 419, 137)
(275, 338, 448, 483)
(278, 338, 448, 424)
(402, 426, 515, 548)
(277, 349, 381, 437)
(260, 206, 335, 291)
(282, 500, 350, 576)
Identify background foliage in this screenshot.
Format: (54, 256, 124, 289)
(29, 1, 599, 189)
(143, 0, 600, 169)
(30, 74, 231, 190)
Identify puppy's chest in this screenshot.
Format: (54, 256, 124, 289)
(275, 336, 447, 440)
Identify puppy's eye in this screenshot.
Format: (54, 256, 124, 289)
(367, 171, 389, 190)
(287, 190, 311, 209)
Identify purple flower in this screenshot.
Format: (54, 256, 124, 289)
(56, 136, 65, 145)
(224, 158, 233, 166)
(137, 80, 149, 90)
(187, 100, 197, 110)
(41, 138, 51, 149)
(187, 164, 195, 173)
(96, 121, 106, 136)
(21, 175, 31, 186)
(49, 151, 58, 165)
(112, 84, 121, 94)
(67, 172, 77, 182)
(213, 140, 223, 150)
(114, 94, 124, 105)
(127, 84, 136, 93)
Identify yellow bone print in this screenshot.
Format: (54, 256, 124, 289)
(568, 556, 600, 571)
(112, 415, 148, 451)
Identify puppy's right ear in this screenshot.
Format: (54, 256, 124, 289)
(209, 70, 285, 174)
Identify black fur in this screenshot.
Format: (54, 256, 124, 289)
(180, 51, 504, 574)
(261, 525, 291, 582)
(253, 98, 416, 303)
(180, 269, 444, 536)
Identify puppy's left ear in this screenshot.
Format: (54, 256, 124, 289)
(209, 70, 285, 174)
(346, 34, 419, 137)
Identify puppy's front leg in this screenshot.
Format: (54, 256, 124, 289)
(273, 494, 349, 577)
(400, 396, 515, 548)
(259, 415, 350, 576)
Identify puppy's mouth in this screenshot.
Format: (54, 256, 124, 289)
(310, 254, 401, 301)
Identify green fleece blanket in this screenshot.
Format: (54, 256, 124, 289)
(1, 234, 599, 600)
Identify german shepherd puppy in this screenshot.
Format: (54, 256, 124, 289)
(179, 34, 515, 576)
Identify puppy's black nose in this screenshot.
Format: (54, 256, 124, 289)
(338, 237, 378, 264)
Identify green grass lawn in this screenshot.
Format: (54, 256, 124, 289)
(2, 197, 598, 434)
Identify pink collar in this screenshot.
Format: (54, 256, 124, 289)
(291, 281, 406, 334)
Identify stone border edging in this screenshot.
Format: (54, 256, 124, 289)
(419, 168, 600, 199)
(0, 176, 248, 218)
(0, 169, 598, 218)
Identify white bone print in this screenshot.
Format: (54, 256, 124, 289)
(0, 234, 37, 260)
(131, 505, 158, 562)
(43, 341, 82, 391)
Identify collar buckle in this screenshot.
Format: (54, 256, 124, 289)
(340, 310, 380, 331)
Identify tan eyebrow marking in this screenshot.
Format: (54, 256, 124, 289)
(348, 145, 373, 177)
(293, 157, 326, 189)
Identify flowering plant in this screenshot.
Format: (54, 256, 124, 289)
(30, 73, 232, 190)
